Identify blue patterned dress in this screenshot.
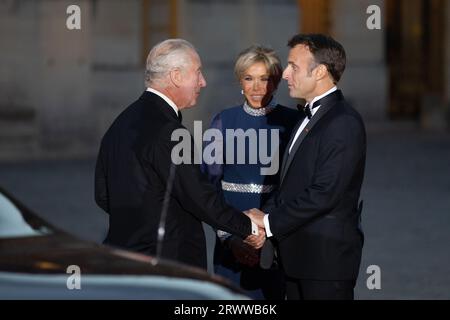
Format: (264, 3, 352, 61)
(203, 99, 299, 299)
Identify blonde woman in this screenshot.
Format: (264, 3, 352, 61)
(203, 45, 299, 299)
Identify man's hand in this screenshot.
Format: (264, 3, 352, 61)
(243, 228, 265, 249)
(244, 208, 265, 228)
(228, 236, 259, 267)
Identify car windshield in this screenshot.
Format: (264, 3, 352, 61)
(0, 192, 46, 238)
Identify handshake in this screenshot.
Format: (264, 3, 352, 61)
(220, 208, 267, 267)
(242, 208, 266, 249)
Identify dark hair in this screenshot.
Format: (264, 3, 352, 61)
(287, 34, 346, 84)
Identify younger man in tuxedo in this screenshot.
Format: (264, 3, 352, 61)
(248, 34, 366, 300)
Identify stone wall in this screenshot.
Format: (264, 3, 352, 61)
(1, 0, 446, 160)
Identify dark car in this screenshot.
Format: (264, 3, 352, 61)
(0, 187, 249, 299)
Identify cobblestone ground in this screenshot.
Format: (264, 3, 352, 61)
(1, 123, 449, 299)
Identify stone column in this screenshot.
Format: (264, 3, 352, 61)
(37, 0, 92, 156)
(0, 1, 40, 160)
(445, 1, 450, 129)
(332, 0, 387, 123)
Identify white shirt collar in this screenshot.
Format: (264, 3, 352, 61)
(146, 87, 179, 116)
(288, 86, 338, 154)
(309, 86, 337, 107)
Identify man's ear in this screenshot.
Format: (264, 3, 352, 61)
(169, 68, 182, 88)
(314, 64, 328, 81)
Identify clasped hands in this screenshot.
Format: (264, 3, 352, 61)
(242, 208, 266, 249)
(226, 208, 265, 267)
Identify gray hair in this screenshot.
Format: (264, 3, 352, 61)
(145, 39, 196, 87)
(234, 45, 283, 89)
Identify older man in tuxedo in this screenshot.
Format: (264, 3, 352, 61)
(95, 39, 264, 270)
(248, 34, 366, 300)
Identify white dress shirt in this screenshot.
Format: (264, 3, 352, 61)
(264, 86, 338, 237)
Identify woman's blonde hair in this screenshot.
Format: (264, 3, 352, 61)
(234, 45, 283, 88)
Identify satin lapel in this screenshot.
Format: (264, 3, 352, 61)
(280, 90, 344, 185)
(279, 116, 305, 181)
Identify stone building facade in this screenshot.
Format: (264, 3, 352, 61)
(0, 0, 448, 160)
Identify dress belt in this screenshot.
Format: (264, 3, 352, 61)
(221, 180, 275, 194)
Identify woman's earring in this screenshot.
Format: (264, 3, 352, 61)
(240, 89, 244, 95)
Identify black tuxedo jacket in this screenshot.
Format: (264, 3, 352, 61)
(95, 91, 251, 269)
(263, 90, 366, 281)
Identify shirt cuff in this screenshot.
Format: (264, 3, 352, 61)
(251, 220, 259, 235)
(263, 214, 273, 237)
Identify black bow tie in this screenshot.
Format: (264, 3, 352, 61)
(177, 111, 183, 123)
(297, 100, 321, 119)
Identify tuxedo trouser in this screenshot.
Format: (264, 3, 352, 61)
(285, 277, 355, 300)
